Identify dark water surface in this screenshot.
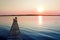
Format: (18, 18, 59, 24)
(0, 16, 60, 40)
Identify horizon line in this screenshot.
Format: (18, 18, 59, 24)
(0, 14, 60, 16)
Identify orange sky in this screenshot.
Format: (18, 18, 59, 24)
(0, 0, 60, 15)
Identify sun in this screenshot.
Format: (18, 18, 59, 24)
(37, 7, 44, 13)
(37, 6, 44, 25)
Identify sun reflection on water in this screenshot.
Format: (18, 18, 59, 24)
(38, 16, 42, 25)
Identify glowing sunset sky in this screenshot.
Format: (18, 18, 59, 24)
(0, 0, 60, 15)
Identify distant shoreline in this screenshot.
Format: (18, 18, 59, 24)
(0, 15, 60, 16)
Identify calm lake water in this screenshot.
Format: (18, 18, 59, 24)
(0, 16, 60, 40)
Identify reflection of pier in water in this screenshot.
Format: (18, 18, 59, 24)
(7, 17, 22, 40)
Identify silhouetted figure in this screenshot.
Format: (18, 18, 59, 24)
(7, 17, 22, 40)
